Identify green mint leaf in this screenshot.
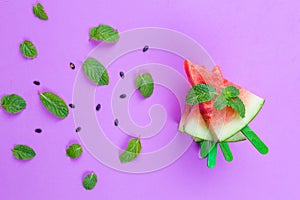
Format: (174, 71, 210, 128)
(66, 144, 82, 159)
(20, 40, 37, 59)
(135, 73, 154, 98)
(222, 86, 240, 98)
(33, 3, 48, 20)
(12, 144, 36, 160)
(83, 173, 98, 190)
(227, 97, 245, 118)
(82, 57, 109, 85)
(89, 24, 119, 43)
(119, 138, 142, 163)
(39, 91, 69, 118)
(1, 94, 26, 114)
(186, 84, 216, 105)
(213, 93, 227, 110)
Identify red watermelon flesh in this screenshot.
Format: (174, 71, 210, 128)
(181, 60, 265, 141)
(184, 60, 225, 124)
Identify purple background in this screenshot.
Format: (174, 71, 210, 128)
(1, 0, 299, 199)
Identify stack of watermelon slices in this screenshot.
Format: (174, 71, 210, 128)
(179, 60, 268, 168)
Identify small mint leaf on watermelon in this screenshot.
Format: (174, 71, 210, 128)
(222, 86, 240, 98)
(213, 94, 227, 110)
(186, 84, 216, 105)
(227, 97, 245, 118)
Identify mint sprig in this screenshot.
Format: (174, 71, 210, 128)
(222, 86, 240, 98)
(186, 84, 216, 105)
(213, 93, 227, 110)
(185, 84, 246, 118)
(213, 85, 245, 118)
(227, 97, 245, 118)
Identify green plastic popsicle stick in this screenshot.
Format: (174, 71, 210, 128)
(199, 141, 214, 158)
(219, 142, 233, 162)
(241, 125, 269, 155)
(207, 143, 217, 168)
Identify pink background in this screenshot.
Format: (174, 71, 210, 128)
(0, 0, 299, 199)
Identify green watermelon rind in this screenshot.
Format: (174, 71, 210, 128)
(179, 97, 265, 142)
(219, 98, 265, 142)
(192, 132, 246, 143)
(224, 132, 246, 142)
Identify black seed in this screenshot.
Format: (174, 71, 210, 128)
(35, 128, 42, 133)
(70, 62, 75, 70)
(119, 71, 125, 78)
(33, 81, 40, 85)
(114, 119, 119, 126)
(142, 45, 149, 52)
(69, 103, 75, 109)
(96, 104, 101, 111)
(120, 94, 127, 99)
(76, 127, 81, 133)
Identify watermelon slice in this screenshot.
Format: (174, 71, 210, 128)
(179, 60, 265, 142)
(178, 104, 246, 142)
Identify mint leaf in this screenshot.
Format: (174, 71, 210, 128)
(89, 24, 119, 43)
(39, 91, 69, 118)
(82, 58, 109, 85)
(66, 144, 82, 159)
(119, 138, 142, 163)
(135, 73, 154, 98)
(20, 40, 37, 59)
(33, 3, 48, 20)
(213, 94, 227, 110)
(227, 97, 245, 118)
(12, 145, 36, 160)
(213, 85, 245, 117)
(186, 84, 216, 105)
(83, 173, 98, 190)
(222, 86, 240, 98)
(1, 94, 26, 114)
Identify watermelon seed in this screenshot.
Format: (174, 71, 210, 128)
(96, 104, 101, 111)
(119, 71, 125, 78)
(142, 45, 149, 52)
(120, 94, 126, 99)
(114, 119, 119, 126)
(70, 62, 75, 70)
(76, 127, 81, 133)
(33, 81, 40, 85)
(35, 128, 42, 133)
(69, 103, 75, 109)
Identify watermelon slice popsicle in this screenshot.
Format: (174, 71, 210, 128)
(178, 60, 268, 168)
